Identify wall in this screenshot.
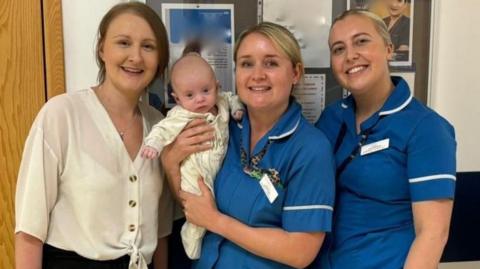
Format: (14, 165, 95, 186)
(429, 0, 480, 172)
(431, 0, 480, 268)
(62, 0, 127, 91)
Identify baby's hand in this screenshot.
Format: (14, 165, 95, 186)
(232, 110, 244, 121)
(141, 146, 159, 159)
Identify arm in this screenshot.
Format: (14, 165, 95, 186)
(220, 92, 244, 120)
(144, 108, 191, 153)
(15, 232, 43, 269)
(160, 118, 214, 200)
(403, 200, 453, 269)
(404, 113, 456, 268)
(181, 179, 324, 268)
(152, 237, 168, 269)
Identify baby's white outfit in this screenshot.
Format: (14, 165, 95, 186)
(144, 92, 243, 259)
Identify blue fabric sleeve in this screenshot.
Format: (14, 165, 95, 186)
(407, 112, 456, 202)
(282, 130, 335, 232)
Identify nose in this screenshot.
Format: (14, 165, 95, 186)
(128, 45, 142, 63)
(195, 94, 206, 103)
(252, 66, 266, 81)
(346, 47, 359, 62)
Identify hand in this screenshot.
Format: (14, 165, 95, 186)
(232, 110, 244, 121)
(161, 118, 214, 167)
(179, 178, 220, 230)
(141, 146, 159, 159)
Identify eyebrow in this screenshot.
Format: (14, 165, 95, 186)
(112, 34, 156, 42)
(237, 54, 280, 59)
(330, 32, 371, 48)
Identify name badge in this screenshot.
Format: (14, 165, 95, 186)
(360, 138, 390, 156)
(259, 174, 278, 203)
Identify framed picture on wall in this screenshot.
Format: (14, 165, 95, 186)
(161, 3, 235, 107)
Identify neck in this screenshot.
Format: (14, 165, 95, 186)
(96, 82, 140, 116)
(353, 77, 394, 131)
(248, 104, 287, 152)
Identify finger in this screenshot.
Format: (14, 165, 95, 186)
(184, 118, 208, 129)
(197, 178, 211, 196)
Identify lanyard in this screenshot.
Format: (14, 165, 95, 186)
(334, 116, 384, 178)
(240, 137, 283, 188)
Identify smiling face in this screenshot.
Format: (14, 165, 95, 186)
(329, 14, 393, 97)
(386, 0, 407, 18)
(171, 55, 218, 114)
(99, 12, 159, 96)
(235, 32, 300, 117)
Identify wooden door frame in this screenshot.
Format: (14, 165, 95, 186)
(43, 0, 66, 98)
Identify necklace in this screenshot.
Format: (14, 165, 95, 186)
(117, 110, 140, 140)
(95, 85, 140, 140)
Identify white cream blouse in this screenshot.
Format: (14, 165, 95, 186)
(15, 88, 174, 268)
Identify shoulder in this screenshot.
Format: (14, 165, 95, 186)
(405, 98, 453, 129)
(35, 89, 91, 125)
(294, 117, 333, 154)
(315, 100, 345, 142)
(397, 98, 455, 143)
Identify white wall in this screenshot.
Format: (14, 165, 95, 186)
(431, 1, 480, 268)
(429, 0, 480, 172)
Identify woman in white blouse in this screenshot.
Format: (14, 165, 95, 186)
(15, 2, 173, 269)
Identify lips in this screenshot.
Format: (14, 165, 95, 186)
(121, 66, 144, 74)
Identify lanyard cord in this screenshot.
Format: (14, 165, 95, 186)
(334, 116, 385, 178)
(240, 136, 283, 188)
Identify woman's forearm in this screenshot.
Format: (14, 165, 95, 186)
(404, 200, 452, 269)
(403, 230, 449, 269)
(210, 213, 324, 269)
(15, 232, 43, 269)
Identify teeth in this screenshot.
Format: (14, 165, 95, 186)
(347, 66, 366, 74)
(249, 86, 270, 91)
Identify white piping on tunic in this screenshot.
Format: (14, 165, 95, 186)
(409, 174, 456, 183)
(269, 118, 300, 140)
(379, 92, 413, 116)
(283, 205, 334, 211)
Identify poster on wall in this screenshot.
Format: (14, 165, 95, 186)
(162, 3, 234, 107)
(262, 0, 332, 68)
(348, 0, 414, 67)
(293, 73, 326, 123)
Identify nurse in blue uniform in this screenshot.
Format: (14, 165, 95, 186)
(314, 10, 456, 269)
(162, 22, 335, 268)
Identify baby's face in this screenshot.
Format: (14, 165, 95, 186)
(172, 72, 218, 114)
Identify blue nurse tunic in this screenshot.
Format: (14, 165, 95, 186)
(193, 100, 335, 269)
(313, 77, 456, 269)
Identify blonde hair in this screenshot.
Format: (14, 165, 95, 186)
(331, 9, 392, 46)
(234, 21, 304, 79)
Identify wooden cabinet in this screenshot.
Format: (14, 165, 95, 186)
(0, 0, 64, 268)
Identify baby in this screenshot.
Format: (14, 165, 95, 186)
(142, 51, 243, 259)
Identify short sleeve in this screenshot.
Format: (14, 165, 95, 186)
(282, 132, 335, 232)
(15, 124, 59, 242)
(407, 113, 456, 202)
